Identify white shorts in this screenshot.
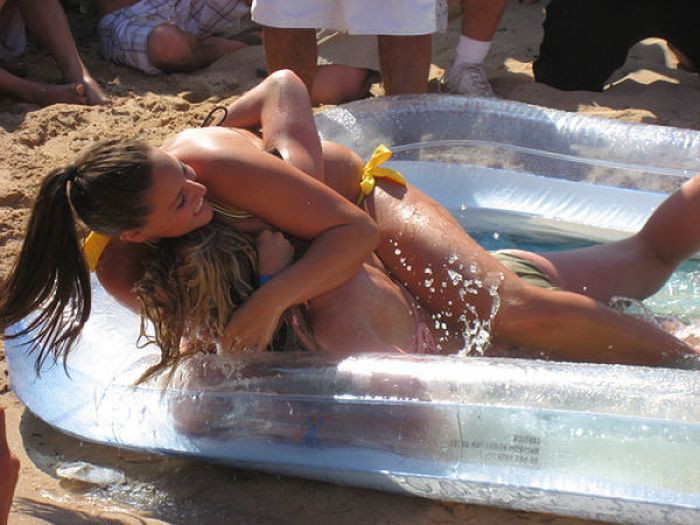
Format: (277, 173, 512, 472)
(251, 0, 447, 36)
(98, 0, 248, 74)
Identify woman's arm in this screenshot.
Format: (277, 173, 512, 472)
(175, 136, 379, 353)
(222, 175, 379, 352)
(219, 70, 324, 181)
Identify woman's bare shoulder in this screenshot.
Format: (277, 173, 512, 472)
(162, 127, 262, 158)
(95, 240, 152, 312)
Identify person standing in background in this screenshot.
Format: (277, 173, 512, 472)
(441, 0, 508, 97)
(253, 1, 533, 102)
(251, 0, 443, 101)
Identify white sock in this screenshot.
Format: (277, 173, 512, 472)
(452, 35, 492, 67)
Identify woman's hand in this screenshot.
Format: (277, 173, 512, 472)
(257, 230, 294, 277)
(179, 328, 217, 355)
(219, 291, 284, 353)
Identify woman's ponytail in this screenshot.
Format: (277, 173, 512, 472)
(0, 166, 91, 372)
(2, 138, 153, 372)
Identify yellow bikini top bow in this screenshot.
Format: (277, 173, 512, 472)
(82, 231, 111, 272)
(357, 144, 406, 205)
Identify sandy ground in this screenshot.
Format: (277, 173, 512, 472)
(2, 1, 700, 523)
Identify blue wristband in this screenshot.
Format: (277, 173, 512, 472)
(259, 274, 272, 285)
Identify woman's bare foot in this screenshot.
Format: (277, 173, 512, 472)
(0, 408, 19, 525)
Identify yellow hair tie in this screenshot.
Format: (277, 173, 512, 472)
(82, 231, 111, 272)
(357, 144, 406, 205)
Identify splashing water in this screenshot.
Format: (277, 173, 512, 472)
(395, 227, 698, 362)
(456, 271, 504, 356)
(414, 254, 506, 357)
(390, 226, 700, 364)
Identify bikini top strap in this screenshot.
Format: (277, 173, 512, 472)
(200, 106, 229, 128)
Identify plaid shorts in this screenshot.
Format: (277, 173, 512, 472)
(98, 0, 248, 74)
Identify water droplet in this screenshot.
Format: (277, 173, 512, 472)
(448, 269, 463, 285)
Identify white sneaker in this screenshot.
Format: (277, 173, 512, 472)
(442, 62, 495, 97)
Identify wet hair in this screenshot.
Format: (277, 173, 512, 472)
(134, 222, 316, 384)
(0, 138, 153, 372)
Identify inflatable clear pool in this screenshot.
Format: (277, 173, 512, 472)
(6, 95, 700, 524)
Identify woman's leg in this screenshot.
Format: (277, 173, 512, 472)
(493, 283, 692, 365)
(537, 174, 700, 302)
(365, 181, 696, 366)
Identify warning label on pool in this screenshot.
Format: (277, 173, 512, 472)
(450, 434, 541, 467)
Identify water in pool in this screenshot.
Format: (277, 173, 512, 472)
(392, 159, 700, 324)
(470, 230, 700, 324)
